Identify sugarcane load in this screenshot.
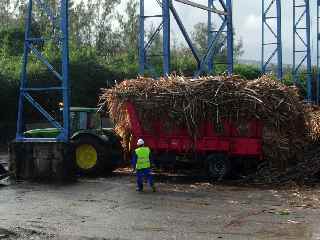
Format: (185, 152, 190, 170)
(100, 75, 320, 180)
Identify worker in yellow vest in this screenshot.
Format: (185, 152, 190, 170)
(131, 138, 156, 192)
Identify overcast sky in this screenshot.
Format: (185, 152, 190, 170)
(118, 0, 318, 65)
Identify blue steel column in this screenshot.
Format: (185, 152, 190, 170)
(206, 0, 232, 75)
(16, 0, 32, 139)
(16, 0, 70, 142)
(293, 0, 296, 84)
(262, 0, 282, 80)
(261, 0, 264, 76)
(194, 0, 229, 77)
(162, 0, 170, 76)
(305, 0, 311, 102)
(226, 0, 233, 75)
(61, 0, 70, 141)
(317, 0, 320, 103)
(276, 0, 282, 80)
(207, 0, 214, 73)
(293, 0, 312, 101)
(139, 0, 145, 75)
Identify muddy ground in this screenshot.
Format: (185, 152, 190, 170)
(1, 153, 320, 240)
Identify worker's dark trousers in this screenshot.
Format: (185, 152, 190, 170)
(136, 168, 154, 190)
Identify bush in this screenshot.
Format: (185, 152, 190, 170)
(234, 64, 261, 80)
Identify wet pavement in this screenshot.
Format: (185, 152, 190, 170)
(0, 154, 320, 240)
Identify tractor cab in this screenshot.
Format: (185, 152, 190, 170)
(71, 107, 101, 132)
(24, 107, 113, 138)
(69, 107, 113, 133)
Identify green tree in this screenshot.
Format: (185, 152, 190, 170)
(117, 0, 139, 59)
(0, 25, 25, 56)
(95, 0, 122, 58)
(191, 22, 244, 61)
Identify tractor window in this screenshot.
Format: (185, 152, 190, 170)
(87, 113, 101, 129)
(70, 109, 103, 132)
(70, 112, 78, 132)
(79, 112, 87, 129)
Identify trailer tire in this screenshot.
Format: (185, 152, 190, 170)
(207, 153, 230, 181)
(73, 135, 109, 176)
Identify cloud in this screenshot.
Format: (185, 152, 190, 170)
(243, 14, 261, 31)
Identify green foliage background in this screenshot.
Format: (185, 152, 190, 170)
(3, 0, 306, 144)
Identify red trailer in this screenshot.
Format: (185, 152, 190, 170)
(126, 102, 263, 179)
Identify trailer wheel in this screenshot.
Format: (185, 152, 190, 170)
(73, 135, 109, 175)
(207, 154, 230, 181)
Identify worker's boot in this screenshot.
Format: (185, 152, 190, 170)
(151, 185, 156, 192)
(136, 184, 143, 192)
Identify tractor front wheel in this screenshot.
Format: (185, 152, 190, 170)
(73, 135, 108, 176)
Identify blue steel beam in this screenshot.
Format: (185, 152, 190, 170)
(195, 19, 228, 77)
(144, 22, 163, 51)
(61, 0, 70, 141)
(16, 0, 70, 142)
(207, 0, 229, 74)
(162, 0, 170, 76)
(317, 0, 320, 103)
(262, 0, 282, 80)
(16, 0, 33, 139)
(170, 5, 200, 68)
(202, 0, 232, 76)
(293, 0, 312, 102)
(226, 0, 233, 74)
(138, 0, 232, 78)
(28, 44, 63, 81)
(175, 0, 227, 15)
(23, 93, 63, 131)
(276, 0, 282, 79)
(218, 0, 227, 11)
(139, 0, 145, 75)
(139, 0, 164, 76)
(175, 0, 232, 76)
(208, 0, 214, 73)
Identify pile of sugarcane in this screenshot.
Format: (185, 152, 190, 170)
(304, 105, 320, 142)
(244, 144, 320, 184)
(99, 75, 320, 173)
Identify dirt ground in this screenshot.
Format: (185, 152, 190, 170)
(1, 153, 320, 240)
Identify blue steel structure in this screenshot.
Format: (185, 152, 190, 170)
(207, 0, 233, 75)
(317, 0, 320, 103)
(293, 0, 312, 102)
(261, 0, 282, 80)
(16, 0, 70, 142)
(139, 0, 233, 77)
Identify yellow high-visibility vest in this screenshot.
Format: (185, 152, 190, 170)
(135, 147, 151, 170)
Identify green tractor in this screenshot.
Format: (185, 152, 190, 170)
(24, 107, 123, 175)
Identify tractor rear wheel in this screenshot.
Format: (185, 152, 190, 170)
(73, 135, 110, 176)
(206, 153, 231, 181)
